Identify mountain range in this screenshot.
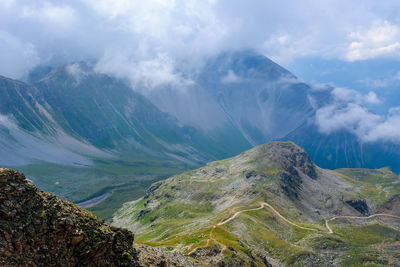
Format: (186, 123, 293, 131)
(1, 50, 399, 218)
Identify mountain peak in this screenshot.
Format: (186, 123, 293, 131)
(249, 141, 317, 179)
(114, 142, 400, 266)
(201, 50, 296, 83)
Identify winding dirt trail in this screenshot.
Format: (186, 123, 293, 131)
(217, 202, 318, 231)
(216, 202, 400, 235)
(325, 213, 400, 234)
(188, 202, 400, 254)
(188, 202, 318, 254)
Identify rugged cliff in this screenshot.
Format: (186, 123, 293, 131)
(0, 168, 196, 266)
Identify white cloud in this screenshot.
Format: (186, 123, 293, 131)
(363, 107, 400, 142)
(20, 2, 77, 25)
(0, 0, 15, 8)
(317, 102, 400, 143)
(346, 21, 400, 61)
(262, 33, 324, 65)
(315, 86, 400, 143)
(95, 52, 193, 90)
(221, 70, 244, 83)
(66, 63, 89, 83)
(1, 0, 400, 79)
(364, 91, 381, 104)
(331, 87, 381, 105)
(0, 31, 40, 79)
(332, 87, 361, 102)
(316, 103, 381, 137)
(0, 114, 16, 129)
(84, 0, 176, 20)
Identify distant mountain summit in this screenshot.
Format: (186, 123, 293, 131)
(144, 50, 317, 145)
(139, 50, 400, 173)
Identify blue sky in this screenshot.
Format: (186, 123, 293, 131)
(289, 58, 400, 114)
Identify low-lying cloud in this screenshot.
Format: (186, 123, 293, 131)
(95, 52, 194, 91)
(0, 30, 40, 78)
(316, 87, 400, 143)
(221, 70, 245, 84)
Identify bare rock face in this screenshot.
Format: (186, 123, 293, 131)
(134, 244, 199, 267)
(381, 195, 400, 215)
(0, 168, 139, 266)
(345, 199, 370, 216)
(257, 142, 317, 199)
(265, 142, 317, 179)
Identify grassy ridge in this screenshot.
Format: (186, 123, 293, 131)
(113, 143, 400, 266)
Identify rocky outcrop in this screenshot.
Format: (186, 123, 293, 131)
(279, 172, 301, 199)
(0, 168, 139, 266)
(381, 195, 400, 215)
(345, 199, 370, 216)
(0, 168, 196, 267)
(134, 244, 198, 267)
(267, 142, 317, 179)
(261, 142, 317, 199)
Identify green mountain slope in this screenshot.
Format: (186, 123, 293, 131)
(34, 62, 235, 160)
(113, 142, 400, 266)
(1, 62, 250, 219)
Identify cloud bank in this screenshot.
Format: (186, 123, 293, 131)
(316, 87, 400, 143)
(1, 0, 400, 145)
(1, 0, 400, 79)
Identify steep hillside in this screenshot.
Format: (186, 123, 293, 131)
(0, 72, 196, 219)
(139, 50, 400, 172)
(0, 75, 102, 166)
(114, 142, 400, 266)
(0, 63, 243, 219)
(34, 63, 229, 161)
(197, 50, 316, 144)
(0, 168, 197, 266)
(144, 50, 318, 146)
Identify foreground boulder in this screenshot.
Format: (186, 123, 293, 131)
(0, 168, 138, 266)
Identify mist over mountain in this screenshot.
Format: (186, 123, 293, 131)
(2, 51, 400, 222)
(145, 50, 317, 145)
(2, 50, 399, 173)
(2, 2, 400, 267)
(1, 51, 400, 218)
(2, 2, 400, 266)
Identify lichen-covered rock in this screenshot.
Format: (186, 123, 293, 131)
(0, 168, 139, 266)
(134, 244, 199, 267)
